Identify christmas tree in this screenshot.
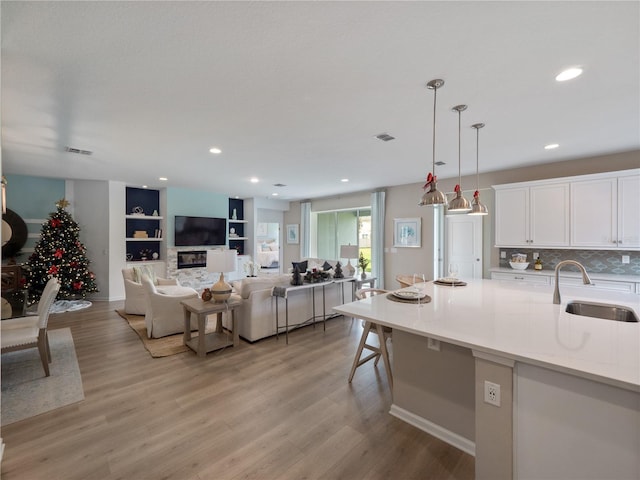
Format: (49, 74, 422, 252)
(25, 198, 99, 302)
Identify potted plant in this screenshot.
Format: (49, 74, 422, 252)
(358, 252, 369, 279)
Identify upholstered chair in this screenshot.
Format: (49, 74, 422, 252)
(140, 275, 198, 338)
(122, 266, 183, 315)
(1, 278, 61, 377)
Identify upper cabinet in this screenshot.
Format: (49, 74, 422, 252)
(571, 174, 640, 249)
(494, 169, 640, 250)
(495, 182, 570, 247)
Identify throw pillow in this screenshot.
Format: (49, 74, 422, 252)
(292, 260, 308, 273)
(132, 265, 157, 285)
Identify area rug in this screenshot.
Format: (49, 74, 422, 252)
(116, 310, 193, 358)
(1, 327, 84, 426)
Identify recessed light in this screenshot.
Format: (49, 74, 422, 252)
(272, 193, 279, 196)
(544, 143, 560, 150)
(250, 177, 259, 183)
(555, 68, 583, 82)
(209, 147, 222, 154)
(142, 185, 148, 189)
(341, 178, 349, 183)
(159, 177, 168, 181)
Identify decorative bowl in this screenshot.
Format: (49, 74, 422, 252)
(509, 261, 529, 270)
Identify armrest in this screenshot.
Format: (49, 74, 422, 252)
(157, 277, 179, 286)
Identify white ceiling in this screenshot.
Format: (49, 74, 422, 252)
(2, 1, 638, 201)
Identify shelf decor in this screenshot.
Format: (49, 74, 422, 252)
(393, 218, 421, 248)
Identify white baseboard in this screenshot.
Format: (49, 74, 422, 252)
(389, 403, 475, 456)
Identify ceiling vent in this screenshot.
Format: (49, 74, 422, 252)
(375, 133, 395, 142)
(435, 161, 446, 166)
(273, 183, 286, 187)
(64, 146, 93, 155)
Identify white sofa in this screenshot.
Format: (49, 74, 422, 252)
(229, 267, 348, 342)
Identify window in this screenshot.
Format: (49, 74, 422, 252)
(312, 208, 372, 272)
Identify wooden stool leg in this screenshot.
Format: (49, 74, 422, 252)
(348, 321, 373, 383)
(375, 324, 393, 388)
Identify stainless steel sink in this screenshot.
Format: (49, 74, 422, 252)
(565, 301, 639, 323)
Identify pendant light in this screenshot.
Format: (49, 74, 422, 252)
(447, 105, 472, 212)
(469, 123, 488, 215)
(419, 79, 447, 206)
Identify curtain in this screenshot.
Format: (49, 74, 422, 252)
(300, 201, 311, 259)
(371, 190, 385, 289)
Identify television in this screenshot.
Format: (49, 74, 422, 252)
(174, 216, 227, 247)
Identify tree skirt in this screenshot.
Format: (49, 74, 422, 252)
(50, 300, 92, 314)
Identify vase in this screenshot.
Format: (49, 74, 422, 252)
(361, 272, 367, 280)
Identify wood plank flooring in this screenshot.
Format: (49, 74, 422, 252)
(1, 301, 474, 479)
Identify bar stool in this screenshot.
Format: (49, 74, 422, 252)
(348, 288, 393, 388)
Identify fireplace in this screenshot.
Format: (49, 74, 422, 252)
(177, 250, 207, 269)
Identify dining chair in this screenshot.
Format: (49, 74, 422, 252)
(395, 274, 417, 289)
(1, 277, 60, 377)
(348, 288, 393, 388)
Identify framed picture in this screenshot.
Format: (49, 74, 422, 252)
(393, 218, 421, 247)
(286, 224, 299, 244)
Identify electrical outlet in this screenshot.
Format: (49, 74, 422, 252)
(500, 251, 506, 259)
(622, 255, 630, 264)
(533, 252, 539, 260)
(484, 381, 501, 407)
(427, 337, 440, 351)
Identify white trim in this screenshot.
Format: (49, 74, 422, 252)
(23, 218, 47, 224)
(389, 404, 475, 456)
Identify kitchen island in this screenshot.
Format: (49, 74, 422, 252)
(333, 279, 640, 479)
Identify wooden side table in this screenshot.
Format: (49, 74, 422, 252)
(181, 297, 242, 357)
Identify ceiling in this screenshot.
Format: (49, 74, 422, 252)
(2, 1, 638, 201)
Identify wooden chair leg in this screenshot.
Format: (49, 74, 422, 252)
(46, 332, 52, 363)
(37, 337, 50, 377)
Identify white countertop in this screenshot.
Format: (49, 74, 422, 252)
(333, 279, 640, 392)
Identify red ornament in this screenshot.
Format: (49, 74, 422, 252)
(50, 218, 61, 228)
(454, 184, 461, 193)
(73, 281, 83, 290)
(70, 261, 79, 268)
(48, 265, 59, 275)
(54, 248, 64, 259)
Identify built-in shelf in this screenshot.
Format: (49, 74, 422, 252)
(125, 215, 164, 220)
(126, 238, 164, 242)
(229, 236, 248, 240)
(229, 219, 248, 224)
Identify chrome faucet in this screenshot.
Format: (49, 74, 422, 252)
(553, 260, 592, 304)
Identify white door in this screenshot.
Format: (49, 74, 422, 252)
(445, 215, 483, 279)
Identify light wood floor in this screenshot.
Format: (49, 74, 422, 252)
(1, 301, 474, 479)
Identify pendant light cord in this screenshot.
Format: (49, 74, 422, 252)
(432, 87, 437, 173)
(476, 126, 480, 191)
(458, 108, 462, 186)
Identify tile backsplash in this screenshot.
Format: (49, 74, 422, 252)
(499, 249, 640, 276)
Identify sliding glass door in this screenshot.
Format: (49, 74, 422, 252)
(314, 208, 371, 273)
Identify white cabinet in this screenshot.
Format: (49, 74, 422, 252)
(571, 174, 640, 249)
(494, 182, 569, 247)
(571, 177, 617, 248)
(491, 271, 550, 285)
(618, 175, 640, 248)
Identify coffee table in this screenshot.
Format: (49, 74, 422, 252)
(181, 296, 242, 357)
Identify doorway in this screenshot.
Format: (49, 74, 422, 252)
(256, 222, 280, 272)
(444, 215, 483, 279)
